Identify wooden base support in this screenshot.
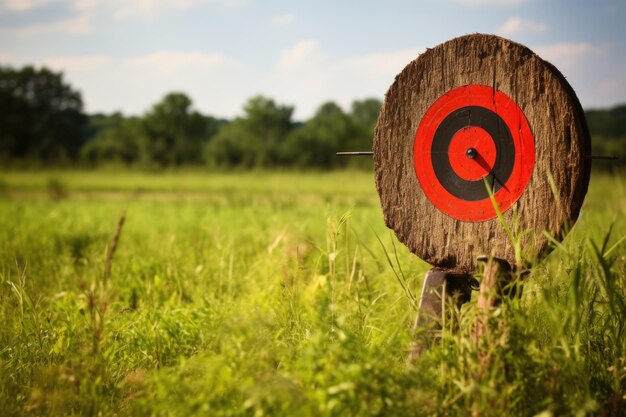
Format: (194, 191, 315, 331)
(409, 268, 475, 361)
(409, 258, 524, 361)
(473, 256, 523, 342)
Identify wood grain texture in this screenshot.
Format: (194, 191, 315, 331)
(373, 34, 591, 272)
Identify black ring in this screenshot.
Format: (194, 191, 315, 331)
(430, 106, 515, 201)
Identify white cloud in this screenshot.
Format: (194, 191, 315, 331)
(278, 41, 421, 77)
(0, 52, 10, 61)
(499, 17, 546, 35)
(44, 55, 112, 71)
(272, 13, 295, 26)
(457, 0, 530, 5)
(32, 51, 234, 76)
(340, 48, 423, 76)
(113, 0, 205, 19)
(0, 13, 92, 36)
(3, 0, 58, 11)
(4, 49, 244, 116)
(73, 0, 97, 11)
(271, 42, 424, 118)
(279, 40, 322, 70)
(122, 51, 233, 74)
(217, 0, 245, 7)
(111, 0, 243, 19)
(534, 42, 593, 70)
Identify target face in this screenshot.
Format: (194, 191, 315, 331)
(374, 34, 591, 271)
(413, 85, 535, 221)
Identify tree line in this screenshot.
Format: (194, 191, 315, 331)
(1, 65, 624, 169)
(585, 106, 626, 169)
(1, 66, 378, 169)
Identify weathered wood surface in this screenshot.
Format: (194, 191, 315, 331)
(373, 34, 591, 272)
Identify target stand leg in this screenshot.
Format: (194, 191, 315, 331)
(473, 256, 525, 342)
(409, 268, 475, 361)
(476, 257, 514, 309)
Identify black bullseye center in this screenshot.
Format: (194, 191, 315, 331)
(466, 148, 477, 159)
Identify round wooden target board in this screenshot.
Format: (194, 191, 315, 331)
(373, 34, 591, 272)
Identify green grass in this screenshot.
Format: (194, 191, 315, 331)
(0, 170, 624, 416)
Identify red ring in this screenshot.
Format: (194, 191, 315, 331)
(413, 85, 535, 222)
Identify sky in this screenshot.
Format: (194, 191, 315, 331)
(1, 0, 625, 120)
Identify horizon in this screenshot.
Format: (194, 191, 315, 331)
(1, 0, 625, 120)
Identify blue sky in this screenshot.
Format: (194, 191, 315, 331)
(1, 0, 624, 120)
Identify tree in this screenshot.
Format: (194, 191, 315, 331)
(347, 98, 381, 168)
(0, 65, 86, 162)
(585, 104, 626, 169)
(142, 92, 218, 166)
(80, 113, 146, 165)
(243, 95, 294, 165)
(586, 104, 626, 139)
(350, 98, 382, 137)
(204, 121, 257, 168)
(205, 95, 294, 168)
(282, 102, 359, 168)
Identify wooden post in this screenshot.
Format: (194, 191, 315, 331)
(409, 268, 475, 361)
(473, 257, 522, 342)
(410, 258, 525, 360)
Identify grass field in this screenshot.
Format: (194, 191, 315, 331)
(0, 170, 625, 416)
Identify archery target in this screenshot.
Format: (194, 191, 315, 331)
(373, 34, 591, 272)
